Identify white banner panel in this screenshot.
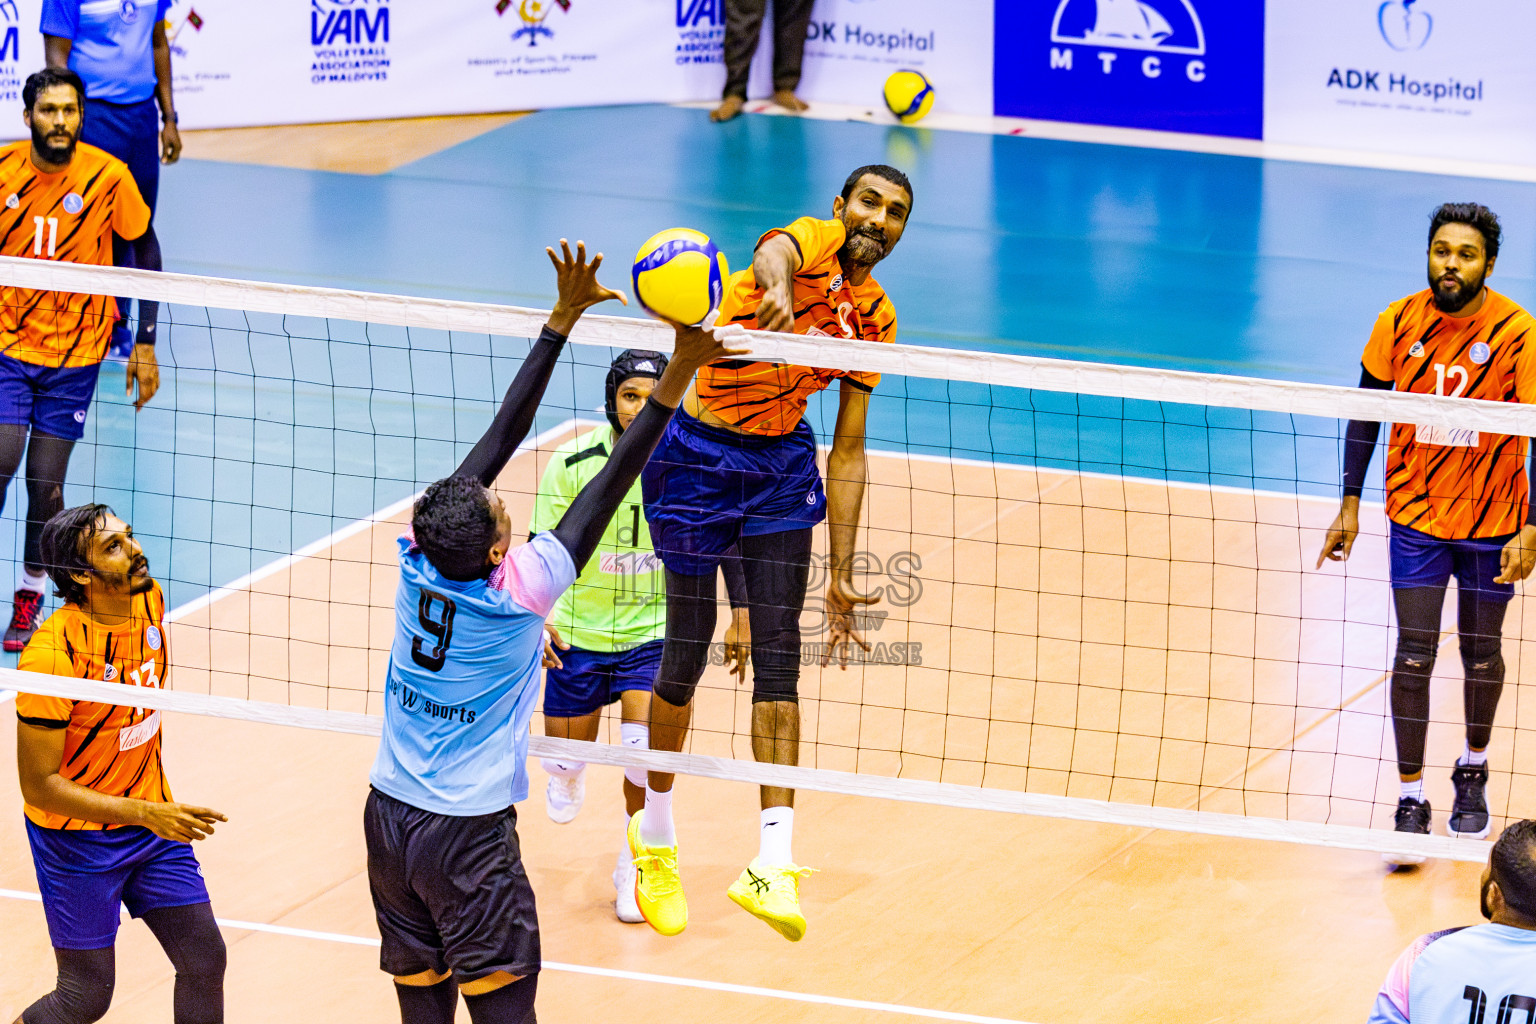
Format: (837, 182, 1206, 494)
(773, 0, 994, 117)
(1264, 0, 1536, 165)
(162, 0, 992, 129)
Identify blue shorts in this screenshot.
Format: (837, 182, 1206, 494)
(82, 98, 160, 213)
(0, 354, 101, 441)
(1389, 521, 1515, 602)
(543, 639, 663, 718)
(26, 820, 211, 950)
(641, 410, 826, 575)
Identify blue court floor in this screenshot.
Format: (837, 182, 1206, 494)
(8, 104, 1536, 616)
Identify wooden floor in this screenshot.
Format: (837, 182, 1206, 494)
(1, 428, 1522, 1023)
(180, 113, 528, 174)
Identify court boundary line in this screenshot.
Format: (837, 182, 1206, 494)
(0, 888, 1039, 1024)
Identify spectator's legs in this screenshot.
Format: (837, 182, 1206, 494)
(770, 0, 814, 110)
(714, 0, 769, 122)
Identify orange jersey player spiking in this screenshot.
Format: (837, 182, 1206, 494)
(1318, 203, 1536, 859)
(14, 502, 227, 1021)
(632, 165, 912, 942)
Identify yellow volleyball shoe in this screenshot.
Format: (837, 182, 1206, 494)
(627, 812, 687, 936)
(726, 858, 817, 942)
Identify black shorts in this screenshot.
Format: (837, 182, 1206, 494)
(363, 788, 540, 981)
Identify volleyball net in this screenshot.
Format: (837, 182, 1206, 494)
(1, 255, 1532, 865)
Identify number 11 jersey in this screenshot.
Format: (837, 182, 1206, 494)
(1361, 287, 1536, 540)
(370, 529, 576, 817)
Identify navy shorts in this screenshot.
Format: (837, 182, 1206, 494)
(82, 97, 160, 213)
(0, 354, 102, 441)
(641, 410, 826, 575)
(26, 820, 211, 950)
(364, 788, 540, 982)
(1389, 521, 1515, 602)
(543, 639, 663, 718)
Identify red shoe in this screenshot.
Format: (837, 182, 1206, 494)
(4, 588, 44, 653)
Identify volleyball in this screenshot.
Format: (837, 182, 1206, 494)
(884, 69, 934, 124)
(631, 228, 729, 326)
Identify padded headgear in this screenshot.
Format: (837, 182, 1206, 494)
(605, 349, 668, 433)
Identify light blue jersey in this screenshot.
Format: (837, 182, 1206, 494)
(1369, 924, 1536, 1024)
(41, 0, 172, 104)
(369, 530, 576, 816)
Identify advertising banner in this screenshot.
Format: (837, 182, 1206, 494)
(782, 0, 994, 117)
(993, 0, 1266, 139)
(1263, 0, 1536, 166)
(163, 0, 993, 130)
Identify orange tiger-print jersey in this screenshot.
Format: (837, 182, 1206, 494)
(0, 141, 151, 368)
(15, 583, 173, 830)
(697, 216, 897, 436)
(1361, 287, 1536, 540)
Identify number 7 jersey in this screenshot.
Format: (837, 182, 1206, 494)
(15, 583, 172, 831)
(1361, 287, 1536, 540)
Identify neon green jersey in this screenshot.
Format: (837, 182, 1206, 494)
(528, 426, 665, 653)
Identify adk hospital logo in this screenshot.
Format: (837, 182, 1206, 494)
(994, 0, 1263, 138)
(1378, 0, 1431, 52)
(1323, 1, 1482, 110)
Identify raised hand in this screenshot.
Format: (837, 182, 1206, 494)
(547, 239, 627, 335)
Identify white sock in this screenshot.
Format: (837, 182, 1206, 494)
(18, 568, 46, 594)
(621, 721, 648, 790)
(641, 786, 675, 847)
(541, 758, 584, 779)
(1461, 744, 1489, 767)
(1401, 778, 1425, 802)
(759, 806, 794, 866)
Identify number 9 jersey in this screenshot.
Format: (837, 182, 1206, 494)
(1361, 287, 1536, 541)
(15, 582, 172, 831)
(369, 529, 576, 817)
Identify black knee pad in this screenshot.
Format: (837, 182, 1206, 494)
(24, 948, 115, 1024)
(652, 677, 698, 708)
(750, 627, 800, 704)
(1459, 634, 1504, 678)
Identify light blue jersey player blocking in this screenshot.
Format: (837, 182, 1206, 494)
(369, 530, 575, 815)
(1369, 925, 1536, 1024)
(1368, 819, 1536, 1024)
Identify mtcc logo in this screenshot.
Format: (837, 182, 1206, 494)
(1049, 0, 1208, 81)
(1379, 0, 1431, 51)
(1052, 0, 1204, 54)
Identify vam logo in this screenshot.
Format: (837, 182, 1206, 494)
(676, 0, 724, 28)
(1049, 0, 1207, 80)
(0, 1, 19, 64)
(312, 0, 389, 47)
(1379, 0, 1431, 52)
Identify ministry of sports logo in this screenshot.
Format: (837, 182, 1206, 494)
(1378, 0, 1432, 52)
(1051, 0, 1205, 56)
(496, 0, 571, 46)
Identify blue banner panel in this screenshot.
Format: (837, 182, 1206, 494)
(995, 0, 1264, 139)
